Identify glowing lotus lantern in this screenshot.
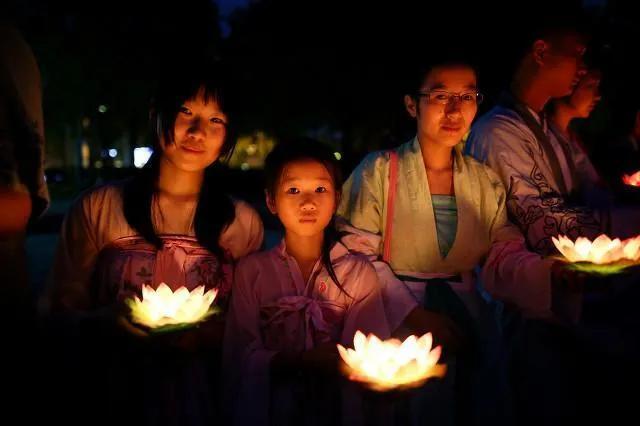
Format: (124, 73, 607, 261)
(552, 234, 640, 274)
(622, 171, 640, 187)
(337, 331, 447, 391)
(126, 283, 218, 331)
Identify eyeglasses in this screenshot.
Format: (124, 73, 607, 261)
(416, 90, 484, 105)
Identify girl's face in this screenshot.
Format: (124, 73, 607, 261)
(568, 73, 601, 118)
(161, 88, 228, 173)
(267, 159, 338, 239)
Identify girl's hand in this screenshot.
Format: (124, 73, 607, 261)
(148, 316, 225, 354)
(300, 342, 340, 375)
(271, 343, 340, 380)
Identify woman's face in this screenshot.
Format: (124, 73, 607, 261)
(405, 65, 479, 149)
(160, 88, 228, 173)
(568, 73, 602, 118)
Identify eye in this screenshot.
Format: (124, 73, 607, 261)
(461, 93, 476, 102)
(434, 93, 449, 101)
(286, 187, 300, 195)
(179, 106, 192, 115)
(210, 117, 226, 125)
(316, 186, 328, 193)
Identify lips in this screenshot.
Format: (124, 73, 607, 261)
(441, 124, 462, 132)
(299, 216, 318, 223)
(180, 145, 205, 154)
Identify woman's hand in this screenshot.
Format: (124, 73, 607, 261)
(550, 261, 588, 323)
(402, 307, 467, 355)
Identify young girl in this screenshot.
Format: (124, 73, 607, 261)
(224, 139, 389, 426)
(46, 64, 263, 426)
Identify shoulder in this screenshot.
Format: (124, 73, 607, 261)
(351, 150, 391, 178)
(233, 247, 276, 289)
(332, 242, 377, 280)
(71, 180, 126, 215)
(220, 198, 264, 259)
(231, 198, 262, 226)
(471, 106, 534, 144)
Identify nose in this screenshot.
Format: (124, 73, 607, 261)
(187, 117, 206, 140)
(300, 196, 317, 212)
(445, 98, 463, 116)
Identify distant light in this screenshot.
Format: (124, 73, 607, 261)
(246, 144, 258, 155)
(113, 160, 124, 168)
(81, 141, 90, 169)
(240, 162, 250, 171)
(94, 160, 104, 169)
(82, 117, 91, 128)
(108, 148, 118, 158)
(98, 105, 108, 113)
(134, 147, 153, 168)
(334, 152, 342, 161)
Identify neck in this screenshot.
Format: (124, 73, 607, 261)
(284, 231, 324, 266)
(550, 103, 575, 136)
(418, 135, 454, 172)
(157, 156, 204, 199)
(511, 67, 551, 114)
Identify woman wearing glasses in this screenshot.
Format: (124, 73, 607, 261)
(338, 58, 557, 424)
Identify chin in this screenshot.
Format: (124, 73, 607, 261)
(438, 135, 463, 147)
(292, 228, 324, 238)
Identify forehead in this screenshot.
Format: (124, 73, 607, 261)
(422, 65, 477, 91)
(183, 88, 224, 112)
(281, 159, 333, 182)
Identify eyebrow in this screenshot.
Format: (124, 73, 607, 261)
(282, 177, 333, 184)
(427, 83, 477, 91)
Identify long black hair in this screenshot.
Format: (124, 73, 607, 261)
(122, 63, 237, 264)
(264, 138, 352, 298)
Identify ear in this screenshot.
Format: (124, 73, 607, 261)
(265, 190, 277, 215)
(404, 94, 418, 118)
(532, 40, 548, 66)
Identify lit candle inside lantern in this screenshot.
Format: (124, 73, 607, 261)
(622, 171, 640, 187)
(552, 235, 640, 272)
(126, 283, 218, 329)
(337, 331, 446, 391)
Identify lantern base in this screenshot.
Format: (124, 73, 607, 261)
(554, 257, 640, 276)
(341, 363, 448, 393)
(131, 306, 222, 335)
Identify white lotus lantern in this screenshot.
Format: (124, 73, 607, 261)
(337, 331, 447, 391)
(552, 234, 640, 273)
(622, 171, 640, 187)
(126, 283, 218, 330)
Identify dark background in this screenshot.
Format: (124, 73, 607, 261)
(2, 0, 639, 289)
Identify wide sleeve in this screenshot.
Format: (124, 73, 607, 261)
(46, 190, 102, 313)
(469, 117, 605, 255)
(480, 168, 555, 317)
(223, 256, 277, 425)
(341, 258, 391, 344)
